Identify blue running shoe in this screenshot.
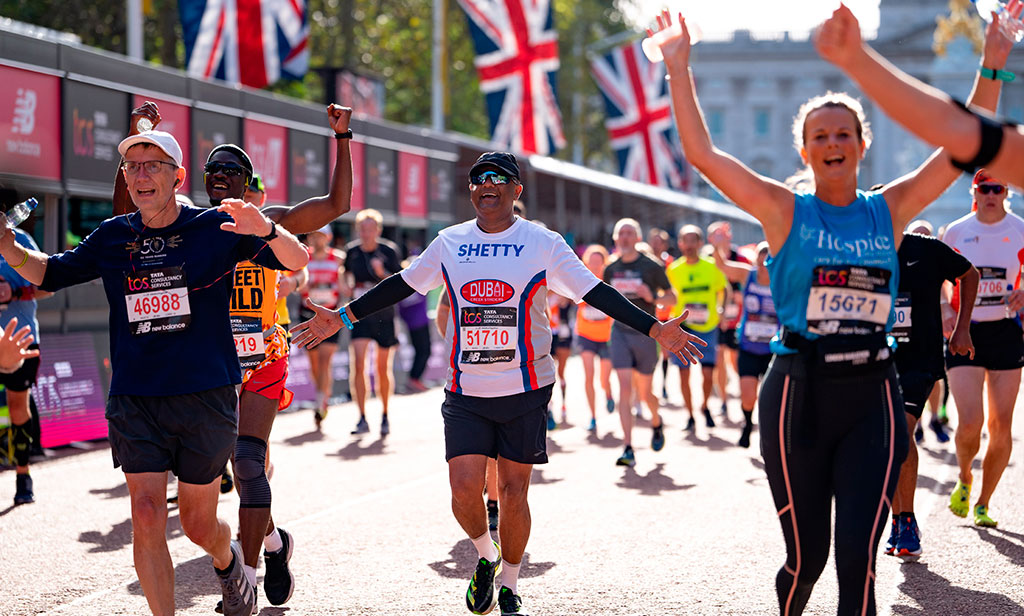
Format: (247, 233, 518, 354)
(929, 418, 950, 443)
(587, 417, 597, 432)
(895, 515, 922, 561)
(616, 445, 635, 467)
(546, 410, 556, 431)
(651, 423, 665, 452)
(884, 516, 902, 556)
(606, 397, 615, 414)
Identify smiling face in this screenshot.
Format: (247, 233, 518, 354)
(801, 106, 865, 184)
(122, 144, 184, 213)
(469, 166, 522, 222)
(204, 150, 249, 204)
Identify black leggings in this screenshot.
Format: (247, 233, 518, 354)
(759, 354, 908, 616)
(407, 325, 431, 381)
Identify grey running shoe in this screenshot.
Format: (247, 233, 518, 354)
(351, 416, 370, 435)
(487, 500, 499, 532)
(216, 541, 256, 616)
(498, 586, 529, 616)
(263, 527, 295, 605)
(466, 542, 502, 614)
(14, 473, 33, 505)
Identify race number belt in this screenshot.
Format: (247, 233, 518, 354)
(124, 266, 191, 335)
(742, 313, 779, 344)
(977, 266, 1010, 307)
(231, 315, 267, 369)
(460, 306, 517, 364)
(806, 265, 892, 336)
(684, 303, 710, 326)
(892, 293, 912, 344)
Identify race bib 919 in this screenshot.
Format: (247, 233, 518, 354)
(806, 265, 892, 336)
(124, 266, 191, 335)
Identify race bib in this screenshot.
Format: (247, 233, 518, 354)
(610, 275, 643, 297)
(124, 266, 191, 335)
(309, 285, 337, 307)
(460, 306, 517, 364)
(724, 303, 741, 321)
(892, 293, 912, 344)
(581, 305, 608, 322)
(743, 314, 779, 344)
(231, 315, 266, 369)
(806, 265, 892, 336)
(684, 303, 710, 326)
(977, 266, 1010, 307)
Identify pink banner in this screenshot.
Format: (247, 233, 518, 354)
(244, 119, 288, 205)
(30, 333, 108, 448)
(398, 151, 428, 218)
(0, 66, 61, 180)
(132, 95, 190, 175)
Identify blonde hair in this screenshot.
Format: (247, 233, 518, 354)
(582, 244, 609, 264)
(355, 208, 383, 226)
(787, 92, 873, 191)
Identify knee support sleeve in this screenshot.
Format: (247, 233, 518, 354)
(234, 436, 271, 508)
(12, 421, 32, 467)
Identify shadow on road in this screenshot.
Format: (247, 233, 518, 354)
(683, 431, 735, 452)
(585, 431, 622, 449)
(78, 517, 133, 553)
(127, 552, 218, 611)
(427, 539, 556, 580)
(281, 429, 326, 447)
(893, 562, 1024, 615)
(970, 526, 1024, 568)
(616, 463, 695, 496)
(89, 481, 130, 500)
(530, 468, 563, 486)
(0, 503, 21, 517)
(330, 437, 388, 460)
(916, 472, 955, 497)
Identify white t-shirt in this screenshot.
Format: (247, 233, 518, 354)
(402, 217, 599, 397)
(943, 211, 1024, 322)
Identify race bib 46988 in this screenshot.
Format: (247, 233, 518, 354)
(124, 266, 191, 335)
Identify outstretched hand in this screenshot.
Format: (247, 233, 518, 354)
(814, 3, 864, 69)
(217, 199, 273, 236)
(982, 10, 1014, 70)
(290, 299, 345, 349)
(0, 318, 38, 373)
(646, 9, 693, 69)
(649, 310, 707, 365)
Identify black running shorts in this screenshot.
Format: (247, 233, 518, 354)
(896, 368, 938, 420)
(945, 318, 1024, 371)
(441, 384, 553, 465)
(738, 349, 772, 379)
(351, 314, 398, 348)
(0, 343, 40, 391)
(106, 385, 238, 485)
(719, 328, 740, 350)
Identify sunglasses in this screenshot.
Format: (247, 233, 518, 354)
(204, 161, 248, 177)
(470, 171, 513, 186)
(122, 160, 177, 176)
(976, 183, 1006, 195)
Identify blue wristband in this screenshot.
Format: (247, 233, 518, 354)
(339, 309, 355, 330)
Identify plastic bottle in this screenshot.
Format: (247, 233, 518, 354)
(973, 0, 1024, 42)
(642, 19, 703, 63)
(2, 198, 38, 229)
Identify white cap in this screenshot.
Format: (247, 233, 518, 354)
(312, 224, 333, 236)
(117, 130, 183, 167)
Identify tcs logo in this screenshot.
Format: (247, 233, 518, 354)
(816, 269, 849, 287)
(126, 274, 150, 292)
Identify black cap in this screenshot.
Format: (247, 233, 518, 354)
(208, 143, 254, 178)
(469, 152, 520, 182)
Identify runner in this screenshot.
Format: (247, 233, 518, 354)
(942, 170, 1024, 528)
(301, 225, 346, 427)
(651, 8, 1005, 613)
(26, 129, 309, 616)
(344, 208, 402, 436)
(604, 218, 677, 467)
(115, 102, 354, 613)
(576, 244, 615, 432)
(707, 221, 747, 417)
(547, 292, 573, 425)
(291, 151, 704, 616)
(647, 228, 675, 400)
(711, 241, 777, 448)
(0, 223, 51, 505)
(884, 219, 977, 560)
(667, 224, 728, 432)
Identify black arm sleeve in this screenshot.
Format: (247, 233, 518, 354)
(583, 282, 658, 336)
(349, 273, 417, 321)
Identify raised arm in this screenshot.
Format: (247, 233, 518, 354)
(817, 4, 1024, 189)
(653, 11, 793, 250)
(263, 105, 354, 233)
(218, 199, 309, 271)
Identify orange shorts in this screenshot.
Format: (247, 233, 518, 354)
(241, 355, 293, 411)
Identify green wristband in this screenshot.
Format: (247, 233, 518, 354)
(980, 67, 1015, 82)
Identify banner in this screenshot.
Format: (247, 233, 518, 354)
(0, 66, 61, 181)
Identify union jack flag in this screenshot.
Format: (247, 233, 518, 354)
(590, 40, 687, 189)
(456, 0, 566, 156)
(180, 0, 309, 90)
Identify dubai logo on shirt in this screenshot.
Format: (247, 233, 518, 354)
(461, 279, 514, 305)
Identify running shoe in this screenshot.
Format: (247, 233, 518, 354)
(884, 516, 901, 556)
(263, 527, 295, 606)
(949, 479, 971, 518)
(314, 404, 329, 428)
(616, 445, 636, 467)
(738, 423, 753, 449)
(587, 417, 597, 432)
(720, 402, 728, 417)
(405, 378, 429, 394)
(13, 473, 33, 505)
(703, 407, 716, 428)
(929, 417, 950, 443)
(606, 397, 615, 414)
(216, 541, 257, 616)
(634, 403, 644, 420)
(220, 470, 234, 494)
(974, 504, 998, 528)
(546, 410, 556, 431)
(487, 500, 499, 531)
(466, 542, 502, 614)
(661, 385, 669, 401)
(381, 415, 391, 436)
(914, 423, 924, 444)
(498, 586, 529, 616)
(895, 515, 922, 561)
(685, 416, 696, 432)
(651, 423, 665, 452)
(351, 416, 370, 435)
(938, 404, 949, 425)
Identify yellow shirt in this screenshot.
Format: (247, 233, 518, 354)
(667, 256, 728, 333)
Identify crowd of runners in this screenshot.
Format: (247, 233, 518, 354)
(6, 5, 1024, 616)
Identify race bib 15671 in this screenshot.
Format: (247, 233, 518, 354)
(806, 265, 892, 336)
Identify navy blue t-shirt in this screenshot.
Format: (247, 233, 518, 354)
(40, 205, 284, 396)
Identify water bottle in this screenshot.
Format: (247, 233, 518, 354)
(974, 0, 1024, 42)
(2, 198, 38, 229)
(642, 19, 703, 63)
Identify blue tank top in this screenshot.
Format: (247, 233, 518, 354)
(767, 190, 898, 354)
(737, 269, 777, 356)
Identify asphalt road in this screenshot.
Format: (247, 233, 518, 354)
(2, 357, 1023, 615)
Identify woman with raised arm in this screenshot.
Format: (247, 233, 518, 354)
(650, 8, 1009, 615)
